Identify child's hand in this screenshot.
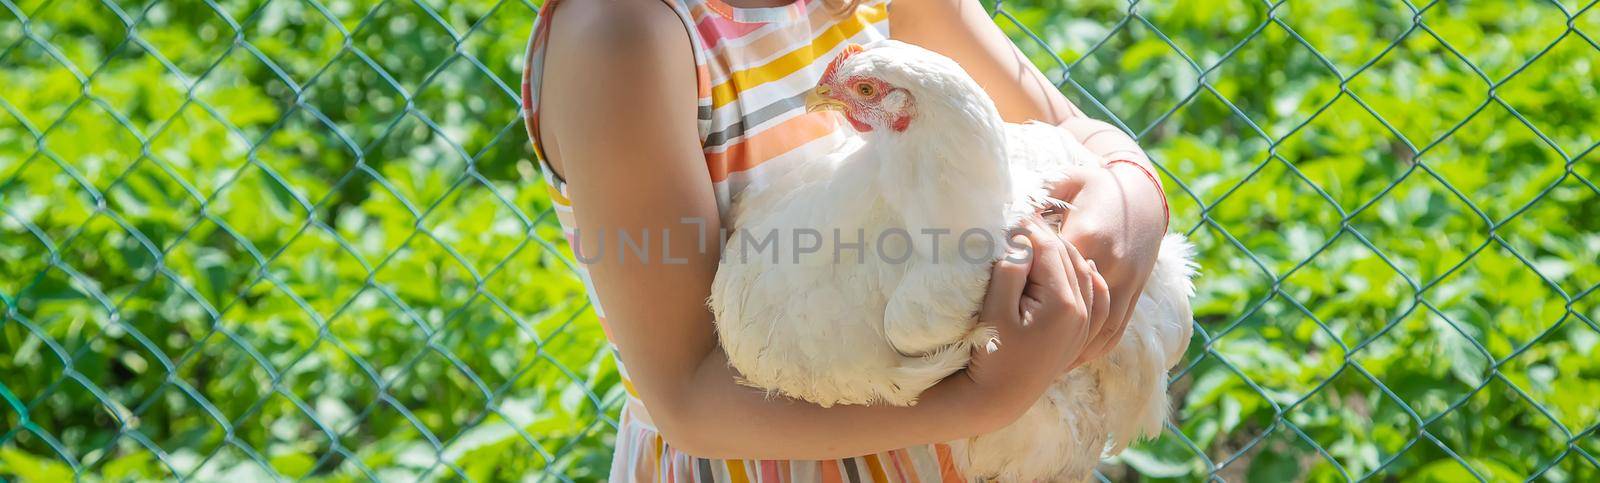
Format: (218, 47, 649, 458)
(964, 217, 1111, 412)
(1050, 117, 1169, 367)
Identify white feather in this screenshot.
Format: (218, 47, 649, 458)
(708, 40, 1198, 481)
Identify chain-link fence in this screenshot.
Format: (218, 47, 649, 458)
(1, 0, 1596, 481)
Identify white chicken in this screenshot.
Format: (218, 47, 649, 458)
(708, 40, 1197, 482)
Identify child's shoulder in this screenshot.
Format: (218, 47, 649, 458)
(543, 0, 691, 57)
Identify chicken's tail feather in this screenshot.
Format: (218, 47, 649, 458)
(1100, 233, 1197, 454)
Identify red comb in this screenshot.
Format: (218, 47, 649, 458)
(819, 44, 865, 82)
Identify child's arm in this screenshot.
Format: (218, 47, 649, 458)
(889, 0, 1084, 125)
(537, 0, 1109, 460)
(892, 0, 1171, 364)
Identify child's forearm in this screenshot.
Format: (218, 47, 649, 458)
(643, 347, 1022, 461)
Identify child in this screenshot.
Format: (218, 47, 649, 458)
(523, 0, 1170, 479)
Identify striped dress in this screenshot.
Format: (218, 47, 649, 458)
(522, 0, 973, 481)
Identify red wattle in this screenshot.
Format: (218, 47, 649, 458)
(890, 115, 911, 132)
(846, 113, 873, 132)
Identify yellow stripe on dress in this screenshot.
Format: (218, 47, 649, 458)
(544, 182, 571, 206)
(709, 5, 887, 109)
(725, 459, 752, 483)
(864, 453, 890, 483)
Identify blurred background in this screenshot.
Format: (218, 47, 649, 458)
(1, 0, 1596, 481)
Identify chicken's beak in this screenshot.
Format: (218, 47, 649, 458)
(805, 86, 845, 113)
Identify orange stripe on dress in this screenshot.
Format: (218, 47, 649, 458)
(760, 460, 782, 482)
(702, 0, 736, 21)
(698, 63, 713, 100)
(892, 450, 920, 483)
(820, 460, 844, 483)
(704, 114, 836, 182)
(934, 444, 964, 483)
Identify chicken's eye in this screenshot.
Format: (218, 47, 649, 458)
(854, 82, 876, 97)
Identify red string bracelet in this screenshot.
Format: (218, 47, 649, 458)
(1104, 158, 1170, 231)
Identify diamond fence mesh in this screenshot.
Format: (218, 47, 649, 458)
(0, 0, 1595, 481)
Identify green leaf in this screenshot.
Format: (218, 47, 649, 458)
(0, 448, 76, 482)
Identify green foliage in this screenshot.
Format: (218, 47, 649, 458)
(0, 0, 1595, 481)
(996, 0, 1600, 480)
(2, 0, 618, 480)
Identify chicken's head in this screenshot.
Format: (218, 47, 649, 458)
(805, 40, 993, 135)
